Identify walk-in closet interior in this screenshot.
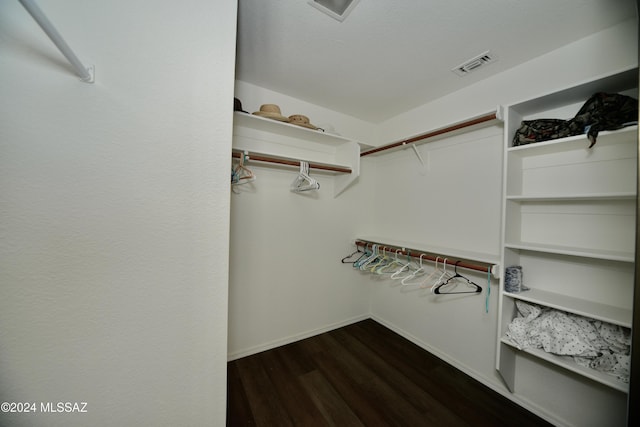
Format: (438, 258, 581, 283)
(0, 1, 638, 427)
(229, 1, 639, 426)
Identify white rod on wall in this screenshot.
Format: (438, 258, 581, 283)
(19, 0, 94, 83)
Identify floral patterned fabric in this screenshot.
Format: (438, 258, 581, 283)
(506, 300, 631, 383)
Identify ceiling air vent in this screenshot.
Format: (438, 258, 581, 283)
(308, 0, 361, 22)
(451, 51, 497, 77)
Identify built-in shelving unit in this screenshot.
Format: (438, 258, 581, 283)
(497, 67, 638, 396)
(500, 336, 629, 393)
(232, 112, 361, 197)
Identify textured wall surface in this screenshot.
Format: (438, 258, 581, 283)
(0, 1, 236, 426)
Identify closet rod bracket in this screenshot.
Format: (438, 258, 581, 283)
(19, 0, 95, 83)
(81, 65, 95, 83)
(491, 264, 501, 279)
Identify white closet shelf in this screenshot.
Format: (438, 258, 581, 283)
(500, 337, 629, 393)
(233, 111, 361, 197)
(504, 288, 632, 327)
(357, 236, 500, 266)
(505, 125, 637, 198)
(504, 242, 635, 263)
(506, 192, 637, 202)
(507, 126, 637, 156)
(234, 112, 355, 146)
(509, 67, 638, 117)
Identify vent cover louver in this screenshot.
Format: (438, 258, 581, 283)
(452, 51, 497, 77)
(308, 0, 360, 22)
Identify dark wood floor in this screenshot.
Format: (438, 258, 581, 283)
(227, 319, 553, 426)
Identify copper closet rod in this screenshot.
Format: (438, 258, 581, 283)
(360, 112, 498, 157)
(232, 150, 352, 174)
(355, 240, 494, 274)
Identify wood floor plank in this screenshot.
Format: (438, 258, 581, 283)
(346, 320, 551, 427)
(330, 325, 470, 426)
(305, 342, 399, 426)
(312, 330, 437, 426)
(226, 362, 256, 426)
(277, 337, 321, 376)
(298, 369, 365, 427)
(227, 319, 554, 427)
(428, 363, 548, 427)
(344, 321, 478, 421)
(232, 354, 294, 427)
(259, 348, 329, 425)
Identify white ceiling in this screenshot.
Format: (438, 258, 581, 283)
(235, 0, 637, 123)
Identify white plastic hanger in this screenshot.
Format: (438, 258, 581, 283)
(376, 249, 405, 275)
(401, 254, 428, 286)
(360, 244, 383, 270)
(290, 161, 320, 192)
(418, 256, 442, 289)
(430, 258, 453, 293)
(353, 243, 374, 269)
(390, 251, 417, 280)
(368, 246, 390, 272)
(355, 244, 377, 270)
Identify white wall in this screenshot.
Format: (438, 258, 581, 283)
(227, 155, 376, 359)
(0, 1, 236, 426)
(228, 78, 379, 359)
(364, 123, 506, 395)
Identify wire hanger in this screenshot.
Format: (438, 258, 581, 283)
(432, 261, 482, 295)
(290, 161, 320, 192)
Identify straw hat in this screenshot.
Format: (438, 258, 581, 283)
(252, 104, 289, 122)
(288, 114, 318, 130)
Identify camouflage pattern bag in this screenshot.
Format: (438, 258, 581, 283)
(512, 92, 638, 148)
(570, 92, 638, 148)
(512, 118, 581, 147)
